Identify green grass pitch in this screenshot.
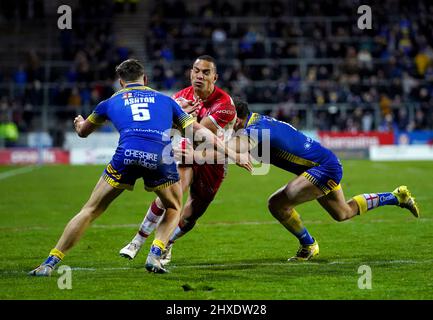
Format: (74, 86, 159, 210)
(0, 160, 432, 300)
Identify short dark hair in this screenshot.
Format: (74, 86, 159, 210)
(115, 59, 145, 82)
(233, 97, 250, 119)
(195, 55, 217, 72)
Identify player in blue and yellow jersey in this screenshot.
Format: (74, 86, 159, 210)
(226, 98, 419, 261)
(29, 59, 251, 276)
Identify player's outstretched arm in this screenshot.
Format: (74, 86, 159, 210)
(74, 115, 99, 138)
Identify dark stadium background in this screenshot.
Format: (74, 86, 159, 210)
(0, 0, 432, 163)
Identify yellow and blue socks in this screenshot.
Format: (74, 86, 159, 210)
(149, 239, 165, 257)
(42, 248, 65, 269)
(283, 209, 315, 246)
(353, 192, 398, 214)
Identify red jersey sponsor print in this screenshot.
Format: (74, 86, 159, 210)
(173, 86, 236, 140)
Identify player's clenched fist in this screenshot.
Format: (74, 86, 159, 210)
(74, 115, 85, 132)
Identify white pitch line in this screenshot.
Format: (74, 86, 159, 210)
(67, 217, 433, 229)
(0, 166, 39, 180)
(167, 259, 433, 269)
(4, 259, 433, 275)
(91, 221, 282, 229)
(3, 216, 431, 232)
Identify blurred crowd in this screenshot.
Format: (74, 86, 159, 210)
(1, 0, 433, 147)
(147, 0, 433, 132)
(0, 0, 125, 145)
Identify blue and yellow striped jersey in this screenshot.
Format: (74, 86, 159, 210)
(88, 84, 193, 145)
(244, 113, 340, 175)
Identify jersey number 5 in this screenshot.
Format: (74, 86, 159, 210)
(131, 103, 150, 121)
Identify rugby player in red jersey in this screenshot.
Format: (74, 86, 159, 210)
(28, 59, 249, 276)
(119, 55, 238, 264)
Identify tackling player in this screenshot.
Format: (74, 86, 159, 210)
(119, 55, 237, 263)
(185, 98, 420, 261)
(29, 59, 249, 276)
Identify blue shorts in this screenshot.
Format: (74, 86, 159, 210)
(301, 159, 343, 195)
(102, 139, 179, 191)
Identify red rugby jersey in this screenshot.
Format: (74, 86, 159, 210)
(172, 86, 236, 137)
